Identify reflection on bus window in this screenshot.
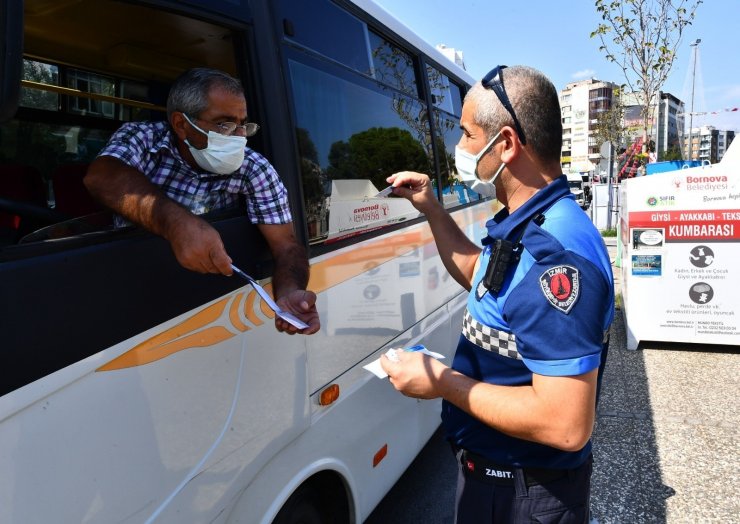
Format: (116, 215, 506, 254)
(432, 108, 481, 209)
(289, 59, 429, 244)
(426, 64, 462, 115)
(368, 31, 418, 97)
(279, 0, 370, 74)
(424, 65, 477, 208)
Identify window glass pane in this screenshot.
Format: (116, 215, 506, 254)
(20, 59, 59, 111)
(0, 119, 113, 245)
(433, 109, 480, 208)
(118, 80, 154, 121)
(68, 70, 116, 118)
(426, 64, 462, 115)
(289, 59, 433, 244)
(368, 31, 418, 97)
(279, 0, 371, 74)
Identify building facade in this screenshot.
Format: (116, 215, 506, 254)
(434, 44, 465, 70)
(656, 92, 685, 158)
(622, 90, 685, 161)
(684, 126, 736, 163)
(559, 79, 618, 177)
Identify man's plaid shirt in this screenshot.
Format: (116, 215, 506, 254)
(98, 121, 292, 227)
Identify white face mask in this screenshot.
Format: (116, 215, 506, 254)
(454, 131, 506, 198)
(182, 114, 247, 175)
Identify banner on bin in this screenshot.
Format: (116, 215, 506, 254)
(619, 141, 740, 349)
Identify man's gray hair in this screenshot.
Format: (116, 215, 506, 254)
(167, 68, 244, 120)
(465, 66, 562, 164)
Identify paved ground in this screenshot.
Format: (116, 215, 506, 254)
(367, 237, 739, 523)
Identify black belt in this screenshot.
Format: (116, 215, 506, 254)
(460, 449, 569, 487)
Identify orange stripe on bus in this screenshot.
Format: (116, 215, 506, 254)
(260, 283, 276, 319)
(243, 290, 263, 326)
(229, 292, 250, 332)
(97, 326, 235, 371)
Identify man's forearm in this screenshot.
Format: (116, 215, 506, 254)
(424, 203, 481, 290)
(85, 156, 189, 239)
(435, 366, 597, 452)
(270, 242, 310, 299)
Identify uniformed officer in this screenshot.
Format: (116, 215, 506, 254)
(381, 65, 614, 523)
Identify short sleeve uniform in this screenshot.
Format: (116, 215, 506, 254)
(442, 175, 614, 469)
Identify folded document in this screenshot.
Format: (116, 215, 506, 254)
(363, 344, 445, 379)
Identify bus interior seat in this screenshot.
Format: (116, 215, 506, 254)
(0, 164, 47, 243)
(51, 163, 102, 217)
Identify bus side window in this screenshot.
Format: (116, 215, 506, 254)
(0, 57, 169, 246)
(281, 1, 438, 246)
(425, 64, 477, 209)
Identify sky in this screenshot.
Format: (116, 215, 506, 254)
(372, 0, 740, 132)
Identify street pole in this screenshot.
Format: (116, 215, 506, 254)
(688, 39, 701, 160)
(606, 141, 614, 230)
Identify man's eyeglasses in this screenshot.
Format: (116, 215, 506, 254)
(189, 115, 260, 137)
(481, 65, 527, 145)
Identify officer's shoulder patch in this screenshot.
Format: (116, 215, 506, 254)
(538, 265, 580, 314)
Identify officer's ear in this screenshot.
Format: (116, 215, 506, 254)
(499, 125, 521, 164)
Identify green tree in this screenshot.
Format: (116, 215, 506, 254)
(21, 59, 59, 111)
(371, 40, 456, 172)
(591, 0, 701, 152)
(662, 145, 683, 161)
(327, 127, 429, 191)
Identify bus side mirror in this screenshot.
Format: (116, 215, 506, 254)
(0, 0, 23, 123)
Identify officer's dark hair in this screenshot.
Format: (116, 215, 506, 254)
(466, 66, 563, 164)
(167, 68, 244, 120)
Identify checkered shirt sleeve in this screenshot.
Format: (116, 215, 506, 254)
(462, 309, 521, 360)
(239, 150, 292, 224)
(98, 122, 155, 174)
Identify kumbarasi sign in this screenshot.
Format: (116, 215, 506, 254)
(619, 141, 740, 349)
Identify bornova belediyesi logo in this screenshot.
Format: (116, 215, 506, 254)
(673, 173, 729, 191)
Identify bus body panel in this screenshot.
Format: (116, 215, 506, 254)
(1, 0, 485, 521)
(0, 286, 310, 523)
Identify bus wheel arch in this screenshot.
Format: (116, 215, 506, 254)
(271, 471, 352, 524)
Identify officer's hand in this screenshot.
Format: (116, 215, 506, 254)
(386, 171, 440, 215)
(275, 289, 321, 335)
(168, 214, 233, 275)
(380, 351, 447, 400)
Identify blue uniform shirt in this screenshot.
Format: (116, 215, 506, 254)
(442, 175, 614, 469)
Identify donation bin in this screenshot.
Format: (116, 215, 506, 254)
(619, 141, 740, 349)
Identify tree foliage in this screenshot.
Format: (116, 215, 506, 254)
(327, 127, 429, 191)
(662, 145, 683, 161)
(591, 0, 701, 150)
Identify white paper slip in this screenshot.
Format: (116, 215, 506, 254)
(363, 346, 445, 379)
(373, 185, 394, 198)
(230, 264, 310, 330)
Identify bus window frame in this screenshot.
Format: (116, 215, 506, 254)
(0, 0, 23, 122)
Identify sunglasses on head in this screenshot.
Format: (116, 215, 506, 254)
(481, 65, 527, 145)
